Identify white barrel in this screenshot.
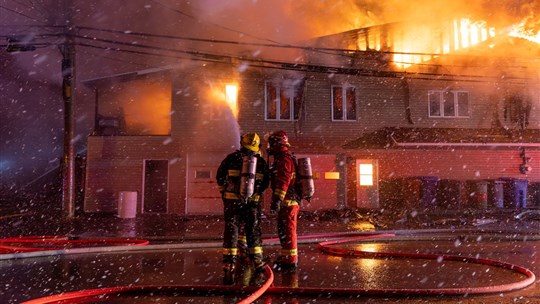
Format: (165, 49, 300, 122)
(240, 155, 257, 199)
(118, 191, 137, 218)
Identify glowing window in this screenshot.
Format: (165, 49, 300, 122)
(265, 81, 303, 121)
(98, 77, 171, 135)
(332, 86, 356, 121)
(359, 164, 373, 186)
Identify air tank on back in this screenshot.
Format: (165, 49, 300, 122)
(240, 155, 257, 199)
(297, 157, 315, 201)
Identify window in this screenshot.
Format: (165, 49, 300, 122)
(428, 90, 469, 117)
(195, 170, 211, 179)
(97, 76, 172, 135)
(358, 164, 373, 186)
(504, 94, 530, 128)
(332, 86, 357, 121)
(265, 81, 303, 120)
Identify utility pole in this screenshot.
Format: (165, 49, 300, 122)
(61, 0, 76, 218)
(5, 1, 77, 217)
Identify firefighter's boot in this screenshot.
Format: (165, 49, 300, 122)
(273, 255, 297, 271)
(222, 253, 237, 285)
(250, 263, 267, 286)
(223, 262, 236, 285)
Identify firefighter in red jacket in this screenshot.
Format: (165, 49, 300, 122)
(267, 130, 299, 269)
(216, 132, 269, 284)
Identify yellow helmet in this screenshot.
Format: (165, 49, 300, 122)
(240, 132, 261, 153)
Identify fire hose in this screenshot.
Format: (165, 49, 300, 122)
(0, 235, 149, 253)
(6, 233, 536, 303)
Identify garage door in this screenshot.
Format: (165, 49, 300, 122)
(186, 152, 224, 215)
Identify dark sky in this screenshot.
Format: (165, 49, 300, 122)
(0, 0, 537, 188)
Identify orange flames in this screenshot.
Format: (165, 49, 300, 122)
(509, 16, 540, 44)
(207, 81, 239, 119)
(393, 18, 496, 69)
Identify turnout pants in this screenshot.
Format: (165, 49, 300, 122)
(222, 199, 263, 266)
(277, 204, 300, 265)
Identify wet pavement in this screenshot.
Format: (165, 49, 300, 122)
(1, 208, 540, 303)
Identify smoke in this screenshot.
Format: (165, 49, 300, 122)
(190, 0, 540, 41)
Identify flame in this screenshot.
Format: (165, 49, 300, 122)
(225, 84, 238, 118)
(392, 18, 495, 69)
(207, 81, 239, 119)
(509, 17, 540, 44)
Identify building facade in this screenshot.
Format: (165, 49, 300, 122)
(82, 24, 540, 216)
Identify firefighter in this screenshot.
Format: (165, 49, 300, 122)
(267, 130, 300, 270)
(216, 132, 269, 285)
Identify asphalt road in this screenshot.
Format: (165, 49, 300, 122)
(1, 232, 539, 304)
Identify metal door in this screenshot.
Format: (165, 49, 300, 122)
(143, 159, 169, 213)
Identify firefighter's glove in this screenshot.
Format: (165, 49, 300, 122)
(270, 199, 282, 215)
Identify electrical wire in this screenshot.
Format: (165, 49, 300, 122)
(76, 25, 540, 68)
(149, 0, 284, 46)
(0, 4, 44, 24)
(2, 3, 536, 84)
(74, 36, 533, 85)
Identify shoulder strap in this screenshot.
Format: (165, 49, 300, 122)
(290, 153, 299, 172)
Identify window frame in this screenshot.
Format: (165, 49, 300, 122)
(428, 89, 470, 118)
(331, 85, 357, 121)
(264, 81, 302, 121)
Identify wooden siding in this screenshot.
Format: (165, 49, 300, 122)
(348, 149, 540, 182)
(238, 69, 539, 154)
(238, 71, 412, 153)
(84, 136, 185, 214)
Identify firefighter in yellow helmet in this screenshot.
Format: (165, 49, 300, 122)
(216, 132, 269, 285)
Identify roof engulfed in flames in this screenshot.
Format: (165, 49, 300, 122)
(510, 16, 540, 43)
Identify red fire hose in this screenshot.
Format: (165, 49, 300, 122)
(20, 264, 274, 304)
(0, 235, 149, 253)
(13, 233, 538, 303)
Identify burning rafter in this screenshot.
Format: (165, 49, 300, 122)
(311, 18, 500, 69)
(509, 17, 540, 44)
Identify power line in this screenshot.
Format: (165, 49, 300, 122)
(74, 34, 533, 80)
(145, 0, 361, 61)
(148, 0, 284, 46)
(76, 39, 532, 85)
(77, 25, 540, 69)
(77, 25, 353, 60)
(0, 3, 47, 25)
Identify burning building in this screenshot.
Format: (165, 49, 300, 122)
(82, 9, 539, 216)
